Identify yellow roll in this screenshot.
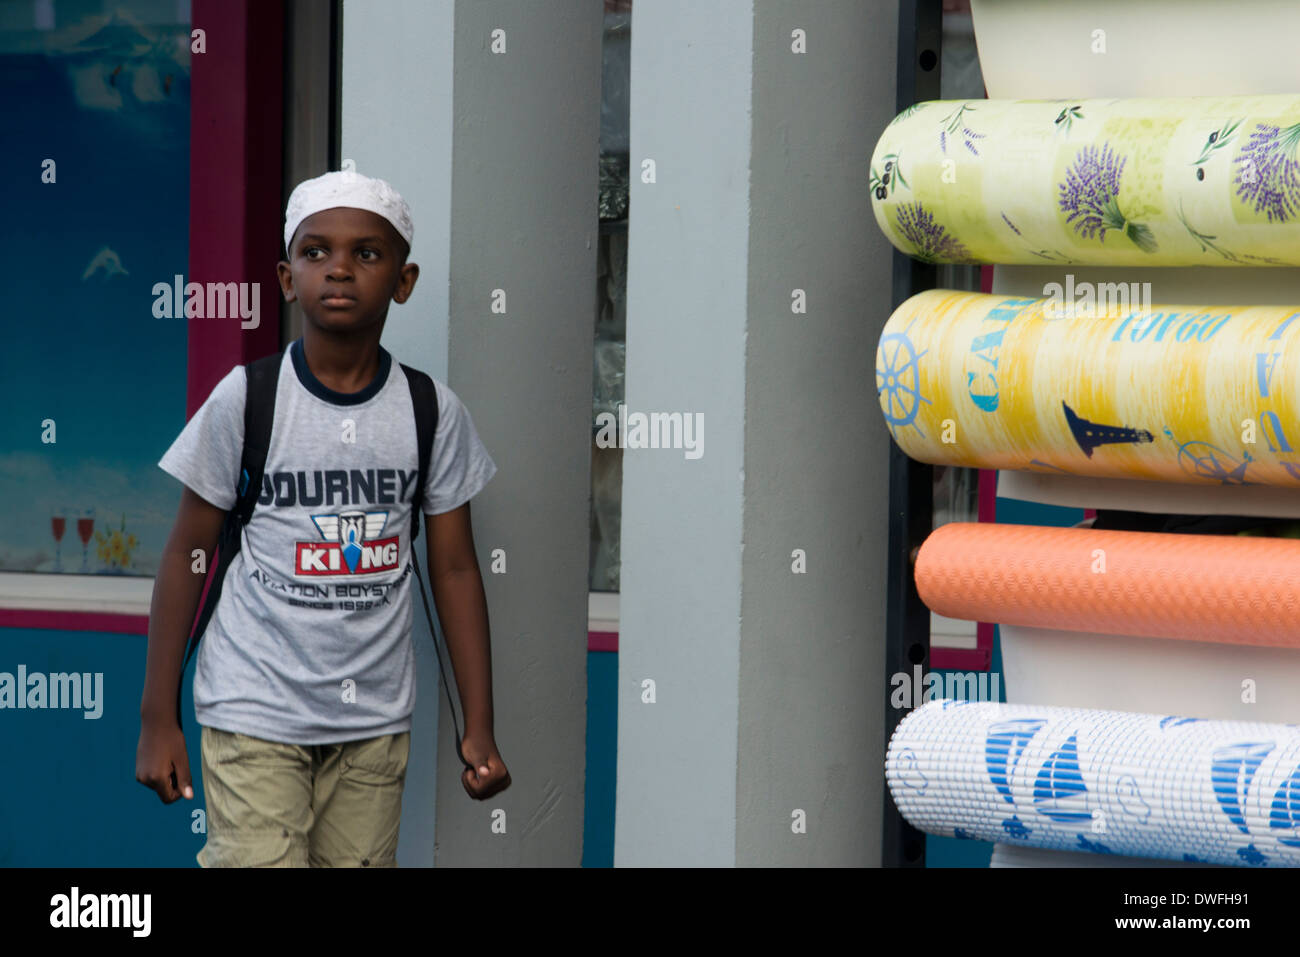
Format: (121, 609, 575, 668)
(876, 290, 1300, 485)
(871, 95, 1300, 266)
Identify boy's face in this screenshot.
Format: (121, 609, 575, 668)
(276, 207, 418, 332)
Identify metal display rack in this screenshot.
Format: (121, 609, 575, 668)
(881, 0, 943, 869)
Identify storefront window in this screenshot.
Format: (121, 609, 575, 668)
(1, 2, 191, 578)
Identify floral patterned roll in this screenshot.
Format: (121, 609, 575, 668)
(871, 95, 1300, 266)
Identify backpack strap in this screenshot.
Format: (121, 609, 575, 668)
(401, 365, 474, 769)
(400, 363, 439, 542)
(235, 352, 283, 522)
(175, 351, 283, 729)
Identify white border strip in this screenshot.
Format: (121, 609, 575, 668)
(0, 571, 154, 617)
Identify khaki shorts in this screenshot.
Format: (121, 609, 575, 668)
(197, 725, 410, 868)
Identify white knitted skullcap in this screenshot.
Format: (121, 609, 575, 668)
(283, 169, 414, 255)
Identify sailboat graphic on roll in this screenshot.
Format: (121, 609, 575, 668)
(1211, 741, 1273, 835)
(986, 719, 1045, 805)
(1269, 764, 1300, 848)
(1063, 402, 1154, 458)
(1033, 733, 1092, 823)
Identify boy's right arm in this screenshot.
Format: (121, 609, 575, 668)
(135, 486, 226, 803)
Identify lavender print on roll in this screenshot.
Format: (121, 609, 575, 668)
(940, 103, 985, 157)
(869, 95, 1300, 267)
(895, 202, 973, 263)
(1235, 122, 1300, 223)
(1058, 142, 1157, 253)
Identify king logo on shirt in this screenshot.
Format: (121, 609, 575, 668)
(296, 509, 400, 576)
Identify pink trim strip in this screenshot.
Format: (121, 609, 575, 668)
(588, 631, 618, 652)
(932, 646, 992, 671)
(0, 609, 149, 635)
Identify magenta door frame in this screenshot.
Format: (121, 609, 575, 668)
(187, 0, 284, 410)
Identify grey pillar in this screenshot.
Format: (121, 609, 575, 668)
(616, 0, 899, 866)
(343, 0, 599, 866)
(440, 0, 600, 866)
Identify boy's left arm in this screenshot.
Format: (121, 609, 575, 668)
(425, 502, 511, 799)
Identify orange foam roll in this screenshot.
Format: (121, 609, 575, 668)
(914, 522, 1300, 646)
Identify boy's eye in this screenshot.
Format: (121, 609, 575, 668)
(302, 245, 379, 261)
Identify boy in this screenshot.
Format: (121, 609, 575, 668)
(135, 170, 510, 867)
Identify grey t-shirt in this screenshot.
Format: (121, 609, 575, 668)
(158, 338, 497, 744)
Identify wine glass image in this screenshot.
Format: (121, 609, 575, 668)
(51, 508, 66, 573)
(77, 508, 95, 573)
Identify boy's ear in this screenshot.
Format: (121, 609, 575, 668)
(276, 260, 297, 302)
(392, 262, 419, 304)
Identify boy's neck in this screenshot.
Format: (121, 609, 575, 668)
(299, 327, 384, 394)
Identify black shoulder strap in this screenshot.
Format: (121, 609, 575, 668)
(175, 351, 283, 729)
(401, 363, 439, 542)
(401, 364, 473, 770)
(237, 351, 283, 521)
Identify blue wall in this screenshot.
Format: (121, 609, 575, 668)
(582, 650, 617, 867)
(0, 628, 621, 867)
(0, 627, 204, 866)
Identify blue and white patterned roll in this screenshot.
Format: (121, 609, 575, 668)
(886, 700, 1300, 867)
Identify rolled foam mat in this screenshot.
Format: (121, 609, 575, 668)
(871, 94, 1300, 266)
(877, 289, 1300, 486)
(989, 843, 1206, 869)
(914, 523, 1300, 647)
(886, 699, 1300, 866)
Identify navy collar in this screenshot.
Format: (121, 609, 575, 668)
(290, 337, 391, 406)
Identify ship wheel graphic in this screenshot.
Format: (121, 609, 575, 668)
(1162, 427, 1256, 485)
(876, 319, 930, 439)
